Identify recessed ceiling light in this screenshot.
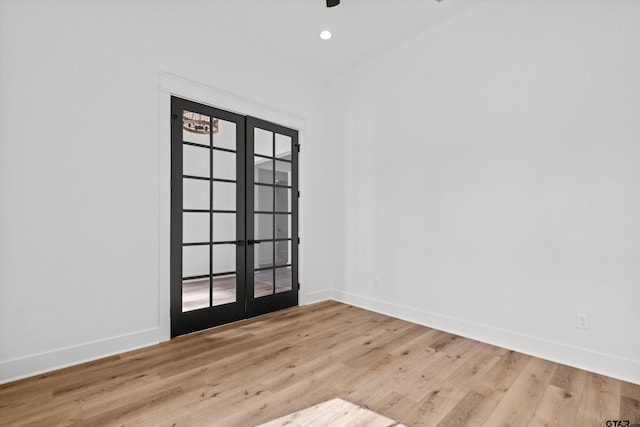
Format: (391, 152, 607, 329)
(320, 30, 332, 40)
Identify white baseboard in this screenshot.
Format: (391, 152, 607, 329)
(300, 289, 334, 306)
(4, 291, 638, 386)
(0, 328, 160, 385)
(330, 289, 640, 385)
(0, 288, 331, 385)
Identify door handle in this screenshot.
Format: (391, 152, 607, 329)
(236, 239, 257, 245)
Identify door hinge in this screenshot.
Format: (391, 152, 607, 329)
(297, 190, 300, 198)
(298, 283, 300, 290)
(296, 144, 300, 152)
(297, 237, 300, 244)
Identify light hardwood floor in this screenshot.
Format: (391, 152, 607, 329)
(1, 301, 639, 426)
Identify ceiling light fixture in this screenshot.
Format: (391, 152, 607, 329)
(183, 111, 218, 135)
(320, 30, 332, 40)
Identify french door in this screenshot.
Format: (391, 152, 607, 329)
(170, 97, 298, 337)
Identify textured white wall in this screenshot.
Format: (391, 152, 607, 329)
(0, 0, 343, 382)
(331, 0, 640, 383)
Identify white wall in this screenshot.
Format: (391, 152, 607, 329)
(331, 0, 640, 383)
(0, 0, 343, 382)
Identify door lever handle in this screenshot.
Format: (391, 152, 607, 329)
(247, 239, 257, 245)
(235, 240, 245, 246)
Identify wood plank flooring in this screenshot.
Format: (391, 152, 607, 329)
(257, 397, 406, 427)
(1, 301, 639, 426)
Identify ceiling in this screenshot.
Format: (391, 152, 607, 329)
(176, 0, 480, 81)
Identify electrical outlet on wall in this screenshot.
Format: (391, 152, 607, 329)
(576, 313, 589, 329)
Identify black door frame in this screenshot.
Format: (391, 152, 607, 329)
(245, 116, 299, 318)
(170, 96, 298, 337)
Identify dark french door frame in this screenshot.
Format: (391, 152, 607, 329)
(170, 96, 299, 337)
(245, 116, 299, 318)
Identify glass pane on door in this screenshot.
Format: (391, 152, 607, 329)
(255, 214, 273, 240)
(182, 245, 209, 312)
(183, 212, 209, 244)
(254, 157, 273, 185)
(254, 241, 273, 298)
(182, 278, 210, 312)
(275, 133, 292, 159)
(212, 150, 236, 180)
(212, 119, 236, 150)
(275, 214, 290, 239)
(254, 269, 274, 298)
(275, 187, 291, 213)
(183, 144, 210, 177)
(255, 185, 273, 212)
(183, 178, 209, 210)
(212, 181, 236, 210)
(212, 213, 236, 242)
(275, 239, 291, 266)
(212, 274, 237, 306)
(274, 161, 291, 186)
(212, 244, 236, 306)
(275, 265, 292, 294)
(254, 128, 273, 157)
